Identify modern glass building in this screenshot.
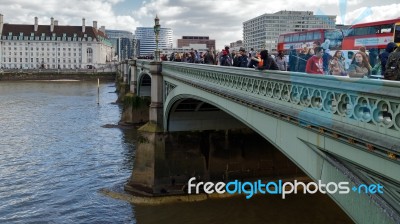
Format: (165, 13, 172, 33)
(105, 29, 134, 61)
(134, 27, 173, 56)
(243, 10, 336, 52)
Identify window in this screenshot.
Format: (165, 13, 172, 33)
(292, 34, 299, 42)
(313, 31, 321, 39)
(86, 48, 93, 63)
(348, 26, 377, 36)
(395, 24, 400, 43)
(299, 33, 306, 41)
(306, 32, 314, 40)
(380, 24, 393, 34)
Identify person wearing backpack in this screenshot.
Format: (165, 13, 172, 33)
(219, 50, 232, 66)
(380, 42, 398, 77)
(384, 46, 400, 80)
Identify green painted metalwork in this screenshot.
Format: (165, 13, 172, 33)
(162, 62, 400, 158)
(127, 60, 400, 223)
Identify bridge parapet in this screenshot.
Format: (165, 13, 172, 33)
(162, 62, 400, 159)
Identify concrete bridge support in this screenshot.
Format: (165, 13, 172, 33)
(148, 61, 164, 128)
(125, 129, 305, 196)
(128, 60, 137, 93)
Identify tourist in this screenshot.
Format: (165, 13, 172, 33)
(305, 47, 324, 74)
(348, 52, 371, 78)
(329, 50, 346, 76)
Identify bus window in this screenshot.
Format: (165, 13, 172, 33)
(352, 26, 378, 35)
(324, 30, 343, 49)
(306, 32, 314, 40)
(344, 28, 353, 36)
(293, 34, 299, 42)
(380, 24, 393, 34)
(299, 33, 306, 41)
(394, 23, 400, 43)
(284, 35, 291, 42)
(314, 31, 321, 40)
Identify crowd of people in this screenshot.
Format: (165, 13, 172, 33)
(155, 42, 400, 81)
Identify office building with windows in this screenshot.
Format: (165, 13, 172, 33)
(0, 14, 113, 69)
(134, 27, 173, 56)
(243, 10, 336, 52)
(177, 36, 215, 50)
(105, 29, 134, 61)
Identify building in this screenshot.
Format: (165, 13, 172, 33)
(229, 40, 243, 52)
(105, 29, 134, 61)
(134, 27, 173, 57)
(243, 10, 336, 52)
(161, 44, 209, 55)
(0, 15, 113, 69)
(177, 36, 215, 50)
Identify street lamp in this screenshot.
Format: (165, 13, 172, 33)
(153, 15, 161, 61)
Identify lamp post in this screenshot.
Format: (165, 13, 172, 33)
(153, 15, 161, 61)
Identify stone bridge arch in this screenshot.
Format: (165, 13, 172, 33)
(137, 71, 151, 97)
(163, 79, 399, 224)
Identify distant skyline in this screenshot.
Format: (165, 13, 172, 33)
(1, 0, 399, 50)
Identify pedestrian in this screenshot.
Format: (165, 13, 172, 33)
(379, 42, 398, 77)
(288, 46, 298, 72)
(257, 50, 279, 70)
(322, 49, 332, 75)
(329, 50, 346, 76)
(233, 47, 249, 68)
(275, 50, 287, 71)
(219, 50, 232, 66)
(203, 50, 215, 65)
(305, 47, 324, 74)
(297, 47, 309, 72)
(348, 52, 371, 78)
(384, 46, 400, 80)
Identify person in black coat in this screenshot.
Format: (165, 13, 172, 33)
(257, 50, 279, 70)
(379, 42, 398, 76)
(288, 47, 298, 72)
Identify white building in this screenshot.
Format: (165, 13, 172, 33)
(135, 27, 173, 56)
(229, 40, 244, 52)
(243, 10, 336, 52)
(0, 14, 113, 69)
(161, 44, 208, 55)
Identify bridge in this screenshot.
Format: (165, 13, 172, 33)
(117, 59, 400, 224)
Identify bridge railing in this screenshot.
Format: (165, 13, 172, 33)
(162, 62, 400, 156)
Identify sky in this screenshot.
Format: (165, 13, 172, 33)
(1, 0, 399, 50)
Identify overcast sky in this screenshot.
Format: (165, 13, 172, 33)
(1, 0, 399, 50)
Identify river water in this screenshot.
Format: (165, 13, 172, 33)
(0, 81, 353, 224)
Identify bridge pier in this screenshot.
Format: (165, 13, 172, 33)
(125, 129, 305, 196)
(119, 93, 150, 125)
(128, 59, 137, 93)
(147, 61, 164, 129)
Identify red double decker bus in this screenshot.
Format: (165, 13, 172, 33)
(277, 29, 343, 53)
(342, 18, 400, 51)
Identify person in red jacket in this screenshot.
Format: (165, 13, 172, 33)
(306, 47, 324, 74)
